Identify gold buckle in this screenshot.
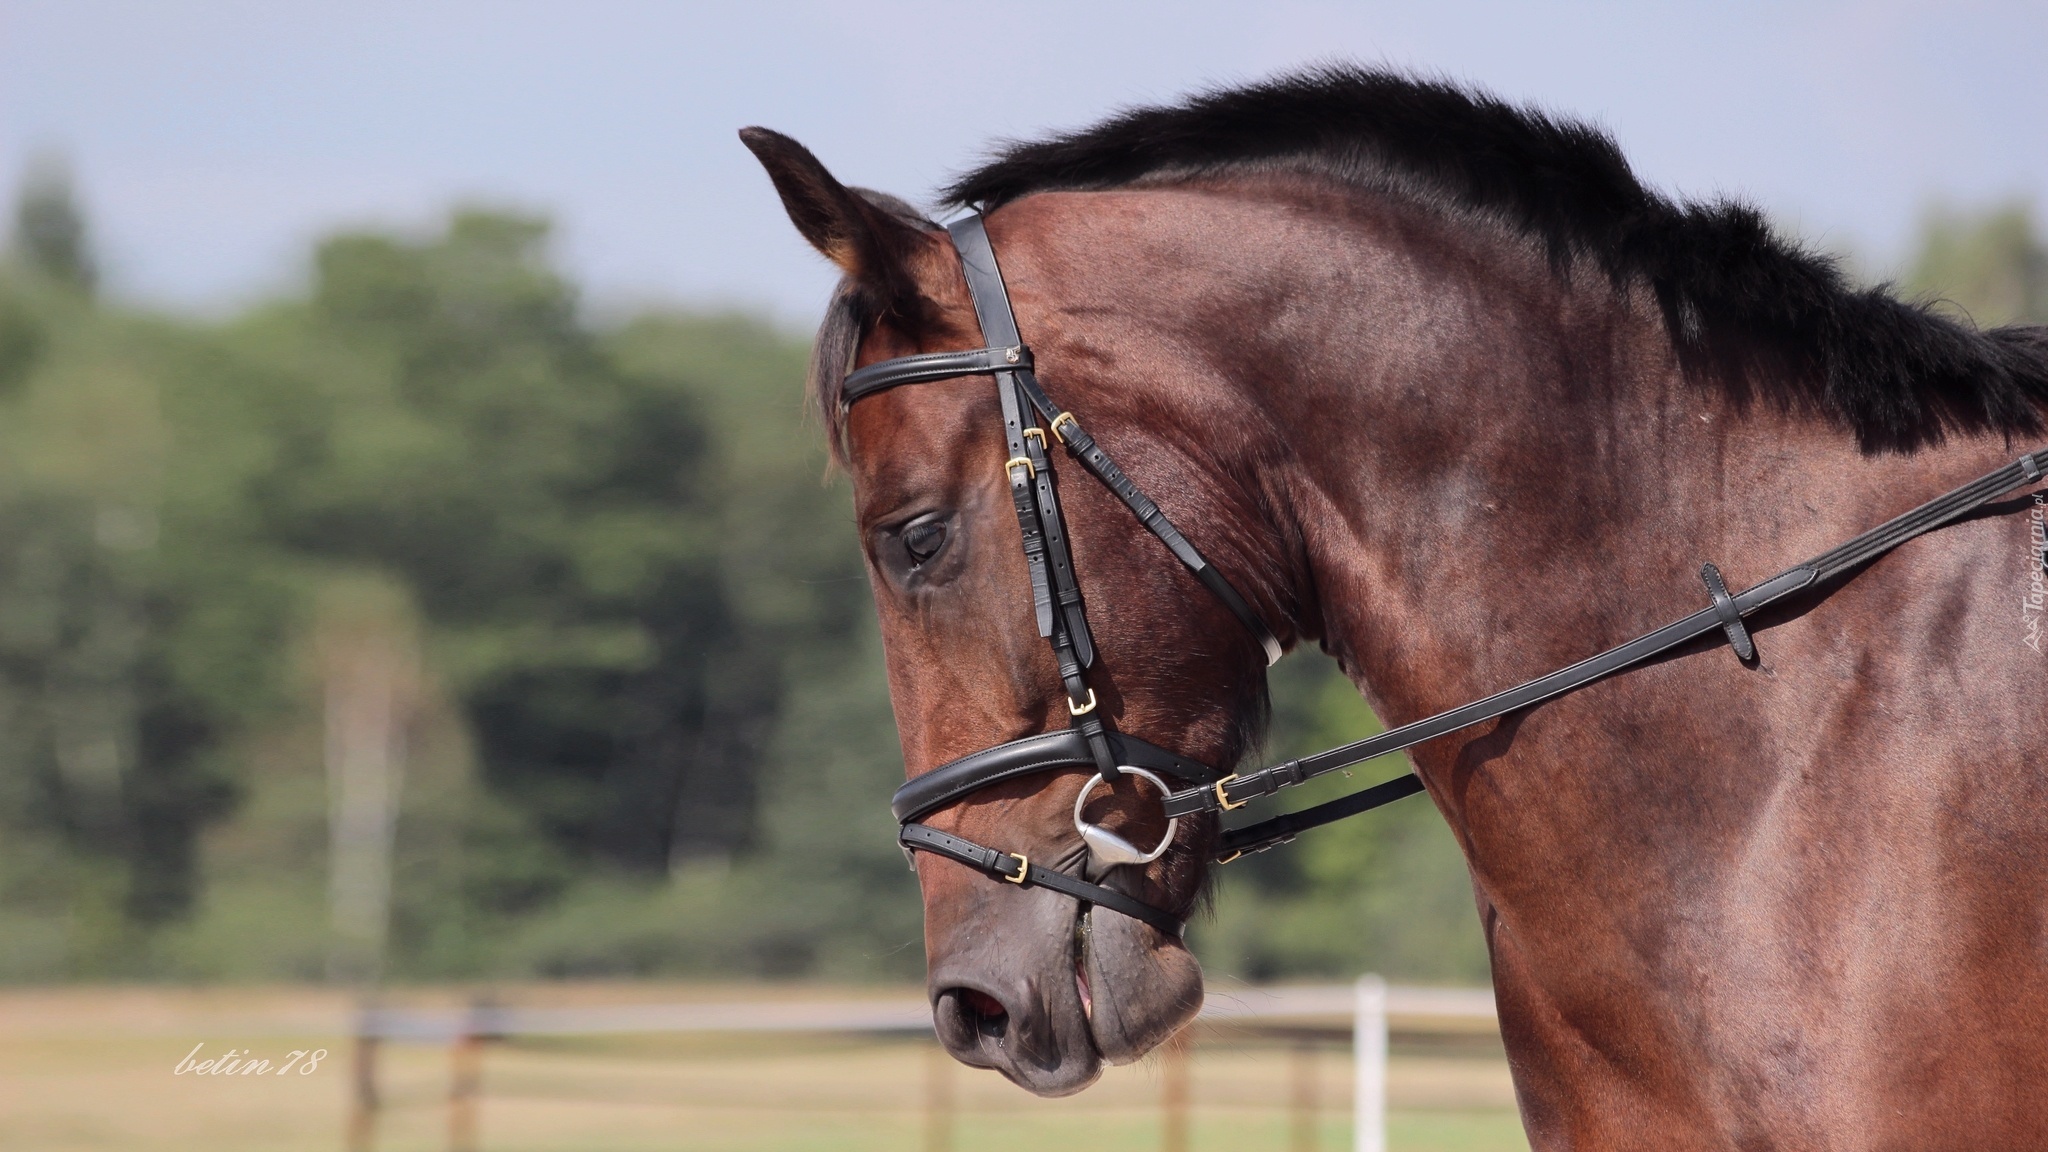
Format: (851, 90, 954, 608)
(1216, 849, 1244, 866)
(1003, 456, 1035, 480)
(1213, 773, 1248, 811)
(1002, 853, 1029, 883)
(1067, 689, 1097, 716)
(1049, 412, 1078, 444)
(1022, 427, 1047, 448)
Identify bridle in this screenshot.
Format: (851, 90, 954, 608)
(852, 211, 2048, 940)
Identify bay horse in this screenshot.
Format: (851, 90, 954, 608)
(742, 67, 2048, 1147)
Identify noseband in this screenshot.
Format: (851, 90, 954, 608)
(853, 212, 2048, 940)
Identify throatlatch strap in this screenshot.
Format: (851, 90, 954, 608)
(949, 214, 1280, 666)
(1007, 369, 1284, 666)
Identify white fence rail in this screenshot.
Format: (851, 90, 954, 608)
(351, 977, 1498, 1152)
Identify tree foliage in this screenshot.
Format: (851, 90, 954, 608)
(1903, 201, 2048, 327)
(0, 177, 2037, 985)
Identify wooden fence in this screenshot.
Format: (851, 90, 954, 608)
(347, 979, 1498, 1152)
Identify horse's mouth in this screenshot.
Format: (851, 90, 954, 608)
(1072, 892, 1205, 1067)
(1074, 908, 1095, 1022)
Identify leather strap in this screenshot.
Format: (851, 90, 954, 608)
(1167, 567, 1819, 819)
(1168, 447, 2048, 824)
(1009, 381, 1284, 666)
(1699, 562, 1755, 661)
(899, 823, 1184, 937)
(844, 345, 1031, 402)
(949, 216, 1099, 676)
(1216, 772, 1427, 860)
(891, 729, 1224, 824)
(949, 217, 1113, 783)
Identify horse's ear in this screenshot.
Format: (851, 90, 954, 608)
(739, 127, 935, 325)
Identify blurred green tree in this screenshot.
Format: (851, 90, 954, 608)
(0, 260, 251, 973)
(1903, 200, 2047, 326)
(263, 211, 749, 875)
(10, 155, 96, 295)
(5, 175, 2039, 988)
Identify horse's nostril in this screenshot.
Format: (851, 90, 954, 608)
(962, 988, 1008, 1037)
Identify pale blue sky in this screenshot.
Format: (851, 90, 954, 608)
(2, 1, 2043, 324)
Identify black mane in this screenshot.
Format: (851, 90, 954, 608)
(941, 66, 2048, 452)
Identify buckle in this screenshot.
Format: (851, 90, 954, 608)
(1215, 849, 1244, 865)
(1213, 773, 1249, 811)
(1001, 853, 1030, 883)
(1003, 456, 1035, 480)
(1049, 412, 1078, 444)
(1067, 689, 1097, 716)
(1022, 427, 1047, 449)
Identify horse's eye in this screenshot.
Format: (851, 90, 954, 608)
(903, 519, 949, 566)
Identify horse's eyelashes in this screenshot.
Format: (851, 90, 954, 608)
(903, 519, 949, 566)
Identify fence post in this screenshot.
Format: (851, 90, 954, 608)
(449, 1000, 488, 1152)
(348, 1011, 379, 1152)
(1290, 1039, 1320, 1152)
(1353, 975, 1387, 1152)
(924, 1042, 954, 1152)
(1161, 1027, 1192, 1152)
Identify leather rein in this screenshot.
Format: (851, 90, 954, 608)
(854, 212, 2048, 939)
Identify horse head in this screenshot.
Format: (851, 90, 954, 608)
(741, 128, 1280, 1095)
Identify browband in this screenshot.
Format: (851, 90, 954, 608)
(845, 345, 1032, 402)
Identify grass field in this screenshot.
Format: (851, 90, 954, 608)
(0, 984, 1529, 1152)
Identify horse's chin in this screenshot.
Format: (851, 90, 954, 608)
(1081, 907, 1205, 1064)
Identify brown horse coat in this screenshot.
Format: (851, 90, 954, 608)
(746, 68, 2048, 1147)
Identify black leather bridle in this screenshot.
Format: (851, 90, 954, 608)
(852, 211, 2048, 939)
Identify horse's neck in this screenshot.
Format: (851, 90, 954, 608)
(1235, 199, 2022, 904)
(1259, 244, 1695, 715)
(1243, 213, 1883, 728)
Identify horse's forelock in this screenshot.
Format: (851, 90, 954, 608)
(809, 277, 866, 467)
(809, 190, 943, 468)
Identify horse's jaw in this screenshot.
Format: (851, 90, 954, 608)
(1079, 905, 1205, 1065)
